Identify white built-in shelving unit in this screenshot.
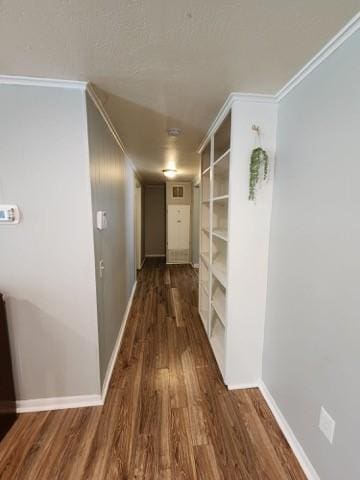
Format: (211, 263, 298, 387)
(198, 94, 278, 388)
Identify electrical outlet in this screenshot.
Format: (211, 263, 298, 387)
(319, 406, 335, 444)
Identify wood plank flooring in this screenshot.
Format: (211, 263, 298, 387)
(0, 259, 306, 479)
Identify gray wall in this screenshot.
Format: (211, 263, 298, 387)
(191, 184, 200, 266)
(144, 185, 166, 256)
(263, 29, 360, 480)
(86, 94, 136, 387)
(0, 85, 100, 400)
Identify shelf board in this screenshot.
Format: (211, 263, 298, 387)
(212, 229, 228, 241)
(213, 194, 229, 204)
(213, 148, 230, 167)
(212, 299, 226, 327)
(210, 324, 225, 372)
(200, 252, 210, 266)
(200, 281, 209, 296)
(202, 166, 211, 175)
(212, 263, 227, 288)
(199, 309, 208, 330)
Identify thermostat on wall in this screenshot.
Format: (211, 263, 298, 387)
(0, 205, 20, 224)
(96, 211, 108, 230)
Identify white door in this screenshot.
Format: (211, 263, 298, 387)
(167, 205, 190, 263)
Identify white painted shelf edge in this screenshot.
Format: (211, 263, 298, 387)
(213, 148, 231, 166)
(212, 299, 226, 326)
(200, 252, 210, 266)
(212, 264, 227, 288)
(212, 229, 228, 241)
(199, 309, 208, 329)
(213, 194, 229, 203)
(210, 331, 225, 372)
(200, 281, 209, 296)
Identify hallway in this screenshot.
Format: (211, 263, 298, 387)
(0, 259, 305, 479)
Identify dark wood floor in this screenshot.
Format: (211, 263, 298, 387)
(0, 259, 306, 479)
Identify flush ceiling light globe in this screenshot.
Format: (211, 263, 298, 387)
(162, 168, 177, 178)
(166, 127, 182, 137)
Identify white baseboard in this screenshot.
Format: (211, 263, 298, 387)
(259, 380, 320, 480)
(101, 280, 137, 402)
(227, 381, 260, 390)
(139, 257, 145, 269)
(145, 254, 165, 258)
(16, 394, 102, 413)
(16, 281, 138, 414)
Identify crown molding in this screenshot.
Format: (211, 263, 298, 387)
(86, 84, 127, 155)
(198, 11, 360, 152)
(0, 75, 140, 180)
(198, 92, 276, 153)
(85, 83, 140, 179)
(276, 11, 360, 101)
(0, 74, 87, 89)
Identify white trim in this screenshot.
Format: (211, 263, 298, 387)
(16, 394, 102, 413)
(276, 12, 360, 101)
(259, 380, 320, 480)
(85, 84, 139, 178)
(0, 75, 140, 178)
(0, 74, 87, 90)
(16, 281, 138, 413)
(227, 381, 260, 390)
(198, 93, 276, 153)
(146, 254, 166, 258)
(139, 257, 146, 269)
(192, 263, 200, 269)
(198, 12, 360, 152)
(101, 280, 137, 402)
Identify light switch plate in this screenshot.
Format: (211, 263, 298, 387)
(319, 406, 335, 444)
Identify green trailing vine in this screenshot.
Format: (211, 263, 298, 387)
(248, 147, 269, 201)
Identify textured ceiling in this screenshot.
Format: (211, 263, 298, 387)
(0, 1, 359, 182)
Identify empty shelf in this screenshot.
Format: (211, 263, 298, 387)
(212, 263, 227, 288)
(200, 281, 209, 295)
(212, 229, 228, 241)
(200, 252, 210, 266)
(210, 320, 225, 372)
(213, 148, 230, 167)
(212, 299, 226, 326)
(213, 194, 229, 204)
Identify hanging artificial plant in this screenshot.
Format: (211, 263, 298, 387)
(248, 127, 269, 201)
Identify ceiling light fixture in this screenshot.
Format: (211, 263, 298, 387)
(162, 168, 177, 179)
(166, 127, 182, 137)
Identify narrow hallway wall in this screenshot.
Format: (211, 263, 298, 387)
(86, 93, 136, 388)
(0, 85, 100, 401)
(144, 185, 166, 257)
(263, 28, 360, 480)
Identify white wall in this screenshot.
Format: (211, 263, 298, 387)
(225, 99, 278, 386)
(263, 28, 360, 480)
(0, 85, 100, 400)
(86, 93, 136, 388)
